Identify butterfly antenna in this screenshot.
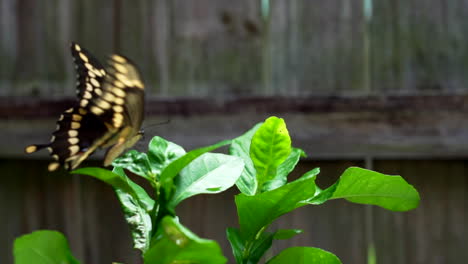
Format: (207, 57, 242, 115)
(141, 118, 171, 131)
(139, 118, 171, 141)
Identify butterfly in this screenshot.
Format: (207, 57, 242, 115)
(25, 42, 145, 171)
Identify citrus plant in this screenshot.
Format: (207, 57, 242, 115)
(13, 116, 420, 264)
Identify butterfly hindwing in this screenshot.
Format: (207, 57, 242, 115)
(25, 43, 145, 171)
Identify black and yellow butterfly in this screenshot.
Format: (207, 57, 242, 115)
(25, 42, 145, 171)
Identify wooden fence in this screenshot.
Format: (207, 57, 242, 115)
(2, 0, 468, 97)
(1, 159, 467, 264)
(1, 0, 468, 263)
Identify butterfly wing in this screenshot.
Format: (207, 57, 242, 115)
(96, 55, 145, 166)
(25, 45, 145, 171)
(70, 42, 106, 99)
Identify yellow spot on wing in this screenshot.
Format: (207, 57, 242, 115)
(95, 88, 103, 96)
(83, 92, 92, 99)
(86, 83, 93, 92)
(115, 97, 125, 105)
(25, 145, 37, 153)
(103, 92, 116, 101)
(69, 145, 80, 155)
(68, 138, 79, 145)
(114, 63, 128, 74)
(72, 114, 83, 121)
(68, 130, 78, 137)
(48, 162, 60, 171)
(113, 80, 124, 88)
(133, 80, 144, 89)
(112, 55, 127, 63)
(113, 105, 124, 113)
(71, 122, 81, 129)
(112, 88, 126, 97)
(79, 52, 89, 63)
(90, 78, 100, 87)
(97, 100, 111, 109)
(91, 106, 104, 115)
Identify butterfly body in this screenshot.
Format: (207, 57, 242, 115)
(25, 43, 145, 171)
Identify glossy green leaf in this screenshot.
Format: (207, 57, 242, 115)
(229, 123, 262, 195)
(329, 167, 420, 211)
(226, 228, 274, 264)
(14, 230, 80, 264)
(113, 167, 154, 252)
(73, 167, 154, 251)
(236, 172, 317, 240)
(262, 148, 306, 192)
(72, 167, 154, 211)
(266, 247, 341, 264)
(112, 150, 153, 180)
(147, 136, 186, 176)
(226, 228, 245, 264)
(160, 140, 231, 200)
(169, 153, 244, 209)
(250, 117, 291, 191)
(273, 229, 303, 240)
(245, 231, 275, 264)
(144, 216, 226, 264)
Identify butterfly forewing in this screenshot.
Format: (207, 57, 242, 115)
(96, 55, 145, 165)
(71, 42, 106, 101)
(25, 44, 145, 171)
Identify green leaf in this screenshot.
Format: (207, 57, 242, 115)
(72, 167, 154, 211)
(329, 167, 420, 211)
(229, 123, 262, 195)
(262, 148, 306, 192)
(236, 172, 317, 240)
(266, 247, 341, 264)
(147, 136, 186, 176)
(73, 167, 155, 252)
(169, 153, 244, 209)
(160, 140, 231, 200)
(226, 228, 245, 264)
(113, 167, 154, 252)
(112, 137, 186, 182)
(144, 216, 227, 264)
(250, 117, 291, 191)
(14, 230, 80, 264)
(226, 228, 275, 264)
(245, 231, 275, 264)
(273, 229, 303, 240)
(112, 150, 153, 180)
(307, 183, 337, 205)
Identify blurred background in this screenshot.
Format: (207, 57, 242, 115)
(1, 0, 467, 263)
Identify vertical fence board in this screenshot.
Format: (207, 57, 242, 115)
(4, 0, 468, 96)
(374, 160, 468, 264)
(167, 0, 262, 96)
(269, 0, 365, 95)
(1, 159, 468, 263)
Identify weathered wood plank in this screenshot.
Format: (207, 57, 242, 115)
(2, 95, 468, 159)
(374, 160, 468, 264)
(1, 158, 467, 263)
(3, 0, 468, 96)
